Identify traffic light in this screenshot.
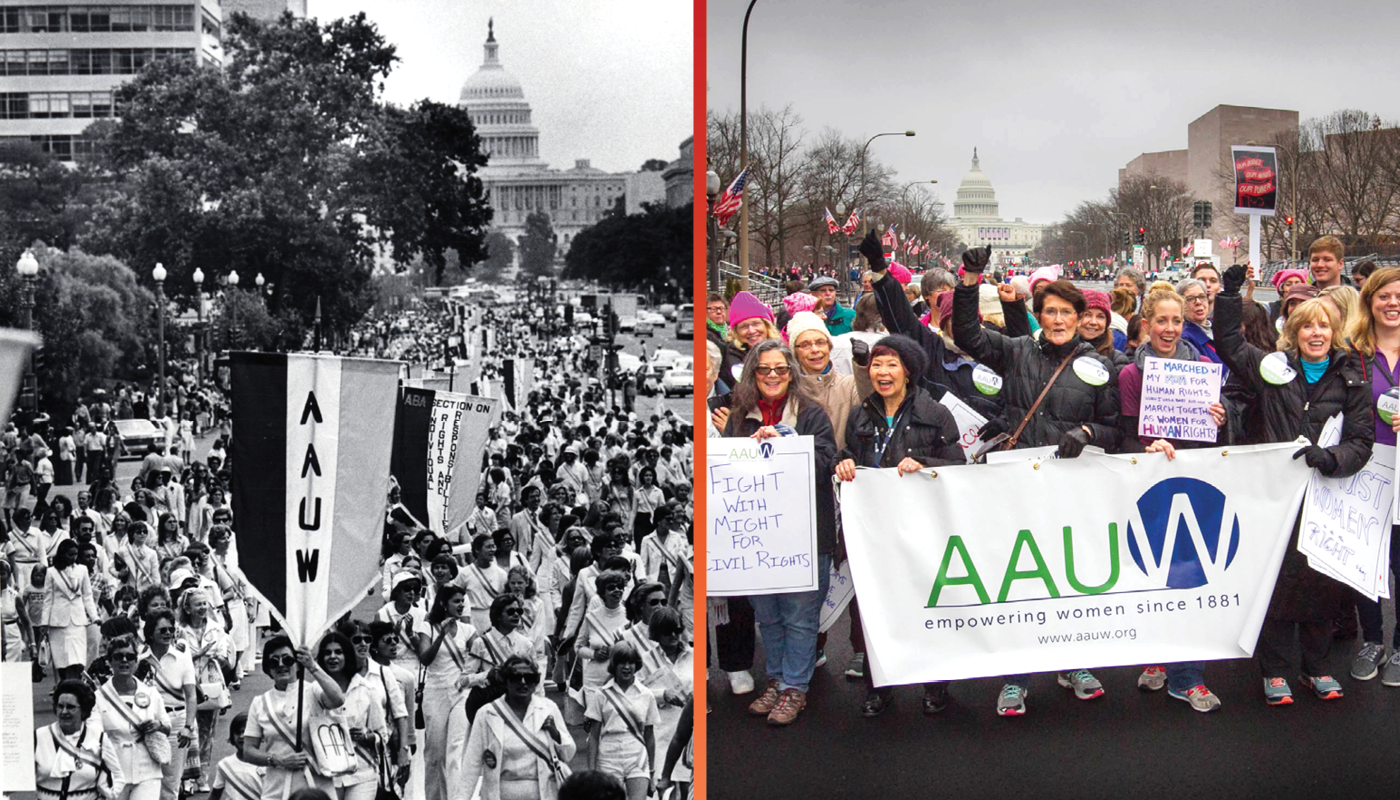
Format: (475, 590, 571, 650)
(1135, 227, 1145, 245)
(1193, 201, 1203, 228)
(1121, 231, 1130, 248)
(33, 342, 45, 374)
(564, 304, 574, 325)
(1201, 201, 1212, 228)
(1284, 215, 1294, 226)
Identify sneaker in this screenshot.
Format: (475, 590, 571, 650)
(1168, 684, 1221, 713)
(1383, 652, 1400, 687)
(1058, 669, 1105, 700)
(767, 688, 806, 726)
(922, 683, 949, 715)
(996, 684, 1027, 716)
(844, 652, 866, 680)
(1305, 674, 1343, 700)
(1137, 665, 1167, 692)
(1351, 642, 1386, 681)
(728, 670, 755, 695)
(814, 650, 827, 668)
(747, 679, 781, 715)
(1263, 677, 1293, 705)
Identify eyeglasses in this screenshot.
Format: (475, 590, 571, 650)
(754, 366, 791, 377)
(154, 626, 175, 635)
(109, 652, 137, 663)
(793, 340, 828, 351)
(266, 654, 296, 668)
(351, 635, 374, 645)
(1183, 295, 1208, 304)
(503, 607, 524, 615)
(505, 673, 541, 685)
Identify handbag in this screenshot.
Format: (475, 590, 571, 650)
(976, 350, 1077, 460)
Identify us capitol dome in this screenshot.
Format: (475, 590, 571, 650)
(950, 149, 1045, 264)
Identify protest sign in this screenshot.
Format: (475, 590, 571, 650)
(230, 353, 401, 646)
(840, 443, 1309, 685)
(819, 561, 857, 633)
(1232, 145, 1278, 215)
(1, 661, 36, 791)
(707, 436, 818, 596)
(391, 388, 501, 538)
(1138, 357, 1222, 443)
(938, 393, 988, 463)
(1299, 444, 1395, 601)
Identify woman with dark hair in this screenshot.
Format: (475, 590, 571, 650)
(379, 531, 415, 602)
(425, 553, 461, 612)
(1214, 265, 1375, 704)
(415, 585, 478, 800)
(952, 247, 1121, 716)
(315, 631, 385, 800)
(139, 609, 196, 800)
(340, 619, 411, 791)
(629, 467, 665, 552)
(240, 636, 345, 800)
(121, 523, 161, 596)
(834, 334, 964, 717)
(95, 635, 171, 800)
(37, 679, 125, 800)
(584, 642, 658, 800)
(456, 655, 574, 800)
(600, 461, 636, 545)
(579, 570, 631, 715)
(375, 572, 425, 675)
(491, 528, 531, 577)
(721, 339, 838, 727)
(44, 538, 98, 682)
(154, 515, 187, 565)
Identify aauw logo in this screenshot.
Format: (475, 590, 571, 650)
(760, 441, 773, 459)
(1126, 478, 1240, 589)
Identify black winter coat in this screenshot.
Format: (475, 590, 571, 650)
(718, 340, 753, 392)
(1213, 290, 1376, 621)
(951, 283, 1122, 451)
(839, 386, 965, 470)
(869, 271, 1016, 421)
(724, 401, 839, 555)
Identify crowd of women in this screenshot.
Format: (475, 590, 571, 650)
(12, 294, 696, 800)
(707, 230, 1400, 723)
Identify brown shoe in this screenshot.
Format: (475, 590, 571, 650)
(747, 679, 781, 716)
(767, 688, 807, 726)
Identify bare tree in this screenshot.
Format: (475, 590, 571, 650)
(744, 105, 807, 272)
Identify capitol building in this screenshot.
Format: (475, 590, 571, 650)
(950, 149, 1045, 263)
(458, 21, 666, 255)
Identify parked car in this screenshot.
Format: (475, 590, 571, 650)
(661, 369, 694, 397)
(113, 418, 164, 460)
(675, 303, 694, 338)
(636, 319, 655, 337)
(651, 348, 683, 369)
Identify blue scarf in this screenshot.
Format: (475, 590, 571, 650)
(1301, 356, 1330, 383)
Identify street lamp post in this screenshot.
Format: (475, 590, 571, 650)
(227, 270, 240, 350)
(192, 267, 204, 387)
(16, 249, 39, 412)
(738, 0, 760, 291)
(152, 263, 166, 414)
(859, 131, 916, 235)
(706, 167, 721, 292)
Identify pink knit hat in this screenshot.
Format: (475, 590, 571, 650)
(728, 291, 775, 327)
(781, 291, 818, 318)
(1028, 265, 1061, 290)
(1271, 268, 1309, 291)
(1082, 288, 1111, 315)
(888, 262, 913, 285)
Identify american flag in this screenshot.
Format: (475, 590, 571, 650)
(841, 209, 860, 235)
(1182, 243, 1194, 256)
(824, 207, 840, 235)
(712, 168, 749, 226)
(882, 224, 898, 250)
(1161, 247, 1170, 259)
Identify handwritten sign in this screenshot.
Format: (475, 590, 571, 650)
(938, 393, 988, 463)
(819, 561, 856, 633)
(1138, 357, 1222, 443)
(706, 436, 818, 596)
(1, 662, 35, 791)
(1232, 145, 1279, 215)
(1299, 443, 1395, 601)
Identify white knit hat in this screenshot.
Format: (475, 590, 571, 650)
(978, 284, 1002, 318)
(785, 311, 832, 347)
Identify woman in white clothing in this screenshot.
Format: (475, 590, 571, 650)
(415, 584, 479, 800)
(177, 588, 232, 792)
(35, 680, 126, 800)
(239, 636, 346, 800)
(95, 635, 172, 800)
(585, 643, 659, 800)
(456, 656, 574, 800)
(316, 630, 387, 800)
(44, 539, 98, 682)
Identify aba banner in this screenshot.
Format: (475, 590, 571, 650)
(230, 353, 401, 646)
(839, 443, 1310, 686)
(390, 387, 500, 537)
(0, 329, 40, 429)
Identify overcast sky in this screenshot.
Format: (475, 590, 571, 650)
(708, 0, 1400, 224)
(308, 0, 692, 174)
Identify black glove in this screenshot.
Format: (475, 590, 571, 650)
(962, 245, 993, 274)
(977, 418, 1008, 440)
(1056, 426, 1092, 459)
(1293, 445, 1337, 473)
(857, 230, 886, 272)
(851, 339, 871, 368)
(1221, 264, 1247, 296)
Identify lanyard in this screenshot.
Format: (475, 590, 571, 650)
(871, 407, 908, 467)
(1373, 354, 1400, 389)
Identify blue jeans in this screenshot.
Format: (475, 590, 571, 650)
(1166, 662, 1206, 692)
(750, 554, 831, 693)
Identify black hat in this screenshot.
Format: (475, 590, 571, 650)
(871, 334, 928, 382)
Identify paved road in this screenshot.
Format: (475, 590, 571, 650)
(706, 582, 1400, 800)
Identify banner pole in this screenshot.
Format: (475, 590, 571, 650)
(295, 666, 304, 751)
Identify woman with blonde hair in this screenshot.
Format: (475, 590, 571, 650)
(1342, 266, 1400, 684)
(1320, 284, 1360, 334)
(717, 291, 780, 391)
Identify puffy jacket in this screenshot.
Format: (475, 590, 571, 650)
(839, 386, 964, 470)
(1213, 289, 1376, 623)
(801, 369, 860, 451)
(951, 283, 1121, 451)
(869, 271, 1007, 421)
(724, 399, 838, 555)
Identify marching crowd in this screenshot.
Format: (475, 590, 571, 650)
(706, 230, 1400, 724)
(5, 294, 696, 800)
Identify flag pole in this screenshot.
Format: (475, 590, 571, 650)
(295, 665, 305, 751)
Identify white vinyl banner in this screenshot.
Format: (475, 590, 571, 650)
(840, 443, 1310, 686)
(425, 391, 500, 536)
(1298, 444, 1394, 601)
(706, 436, 818, 596)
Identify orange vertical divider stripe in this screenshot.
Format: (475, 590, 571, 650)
(690, 0, 709, 796)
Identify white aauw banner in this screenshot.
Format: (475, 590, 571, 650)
(840, 443, 1311, 686)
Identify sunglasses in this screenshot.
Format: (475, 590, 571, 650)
(646, 598, 667, 606)
(505, 673, 541, 685)
(755, 366, 791, 377)
(109, 652, 137, 663)
(503, 607, 524, 615)
(351, 635, 374, 645)
(266, 654, 297, 669)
